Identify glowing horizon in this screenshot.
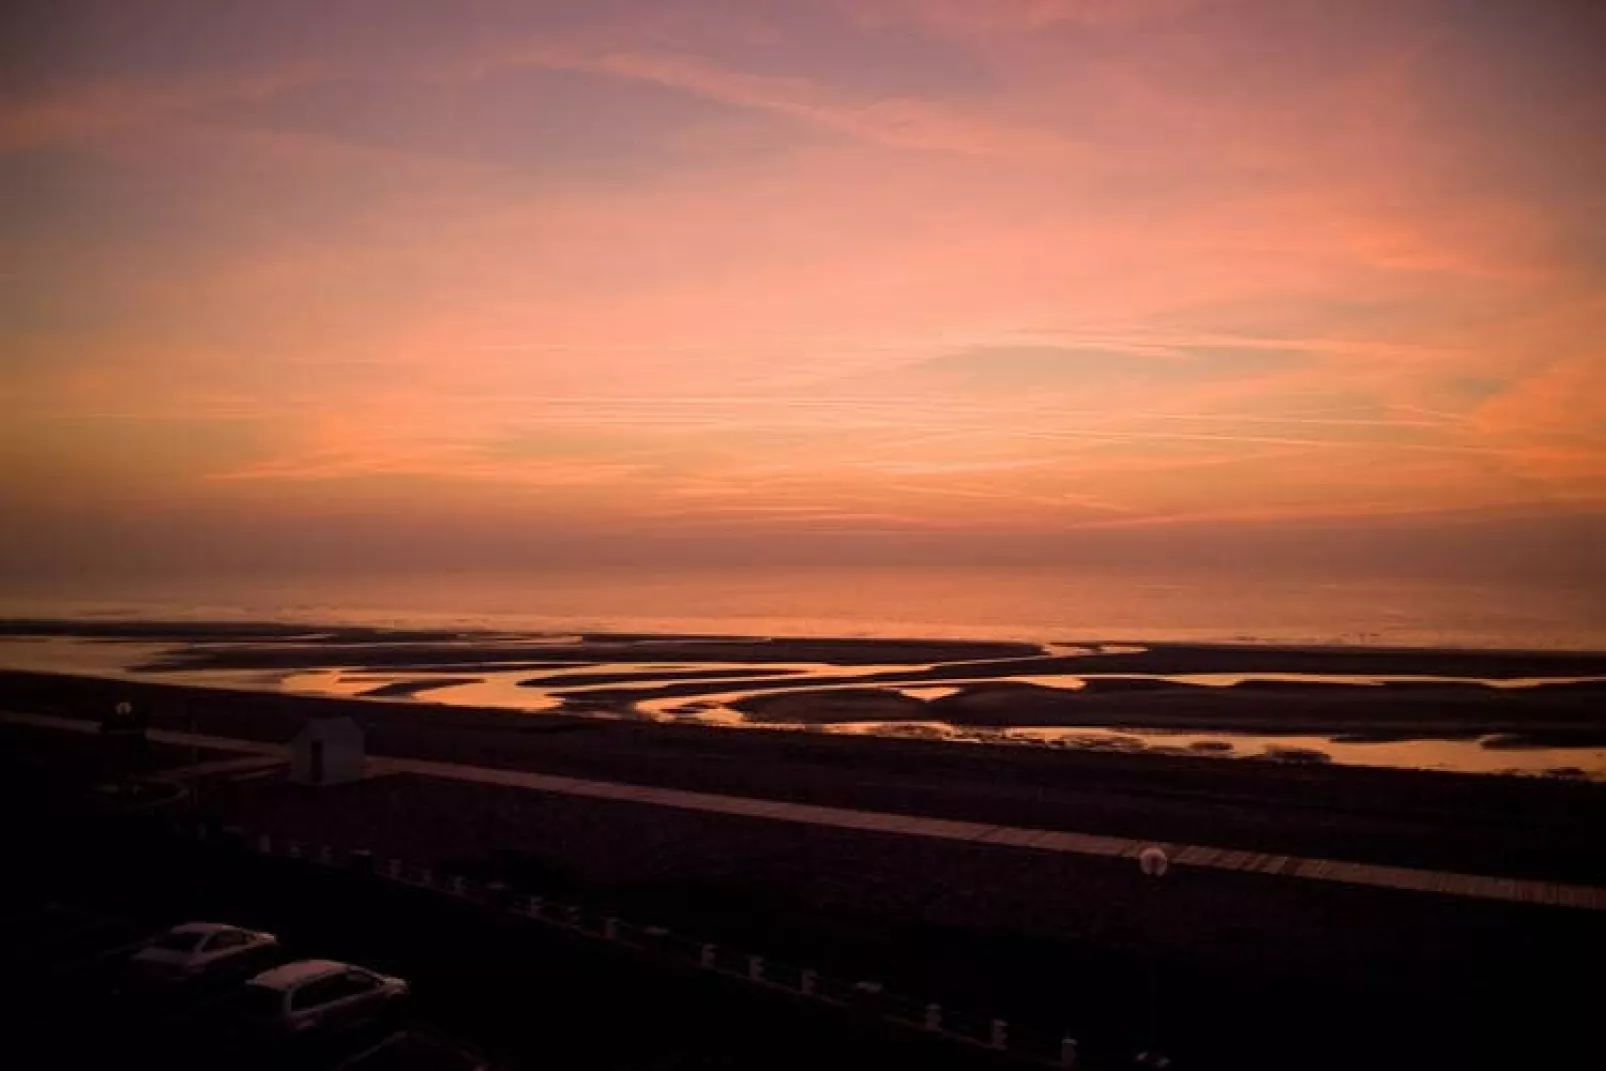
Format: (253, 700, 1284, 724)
(3, 1, 1603, 579)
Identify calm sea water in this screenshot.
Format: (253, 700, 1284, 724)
(3, 565, 1602, 651)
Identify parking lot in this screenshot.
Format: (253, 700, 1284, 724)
(3, 848, 1020, 1071)
(3, 894, 491, 1070)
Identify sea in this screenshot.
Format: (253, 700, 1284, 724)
(2, 564, 1602, 651)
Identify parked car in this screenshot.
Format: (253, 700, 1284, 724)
(128, 922, 280, 984)
(234, 959, 409, 1042)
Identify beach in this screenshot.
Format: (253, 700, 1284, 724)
(3, 619, 1604, 779)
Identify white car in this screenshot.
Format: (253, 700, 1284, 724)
(130, 922, 279, 982)
(236, 959, 409, 1039)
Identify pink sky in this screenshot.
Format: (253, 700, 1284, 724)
(2, 0, 1603, 579)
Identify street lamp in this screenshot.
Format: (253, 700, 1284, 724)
(103, 699, 156, 798)
(1136, 846, 1171, 1069)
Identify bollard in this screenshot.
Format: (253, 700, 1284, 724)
(800, 969, 817, 996)
(924, 1003, 942, 1031)
(451, 875, 468, 897)
(257, 834, 273, 855)
(747, 955, 764, 982)
(317, 845, 334, 865)
(386, 858, 403, 880)
(526, 896, 544, 918)
(286, 840, 302, 858)
(418, 866, 434, 886)
(700, 944, 718, 969)
(604, 917, 620, 941)
(990, 1019, 1009, 1050)
(349, 849, 373, 873)
(1060, 1037, 1079, 1067)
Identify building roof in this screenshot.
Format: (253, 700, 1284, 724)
(250, 959, 350, 990)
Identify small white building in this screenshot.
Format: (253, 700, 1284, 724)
(289, 715, 365, 787)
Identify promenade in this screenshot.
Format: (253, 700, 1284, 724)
(6, 709, 1600, 911)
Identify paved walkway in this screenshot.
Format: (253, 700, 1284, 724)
(6, 710, 1603, 911)
(163, 754, 288, 781)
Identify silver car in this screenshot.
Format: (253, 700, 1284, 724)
(237, 959, 409, 1040)
(130, 922, 279, 983)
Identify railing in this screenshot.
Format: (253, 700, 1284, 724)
(217, 825, 1086, 1067)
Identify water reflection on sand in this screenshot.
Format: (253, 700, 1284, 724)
(802, 721, 1606, 778)
(260, 659, 1606, 781)
(1000, 726, 1606, 778)
(280, 669, 568, 713)
(279, 661, 928, 717)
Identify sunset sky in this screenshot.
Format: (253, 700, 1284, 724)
(4, 0, 1604, 582)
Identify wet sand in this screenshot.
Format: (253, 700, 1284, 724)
(128, 634, 1042, 672)
(723, 678, 1606, 745)
(3, 620, 1605, 778)
(355, 677, 483, 699)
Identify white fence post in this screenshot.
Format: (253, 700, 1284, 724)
(386, 858, 403, 880)
(257, 834, 272, 854)
(451, 875, 468, 897)
(990, 1019, 1009, 1050)
(1060, 1037, 1080, 1067)
(924, 1003, 942, 1031)
(747, 955, 764, 982)
(700, 944, 718, 969)
(527, 896, 544, 918)
(604, 917, 620, 941)
(800, 969, 817, 996)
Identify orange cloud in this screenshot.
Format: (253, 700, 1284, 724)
(3, 0, 1602, 560)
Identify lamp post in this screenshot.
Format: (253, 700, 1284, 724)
(1136, 846, 1171, 1069)
(101, 700, 144, 797)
